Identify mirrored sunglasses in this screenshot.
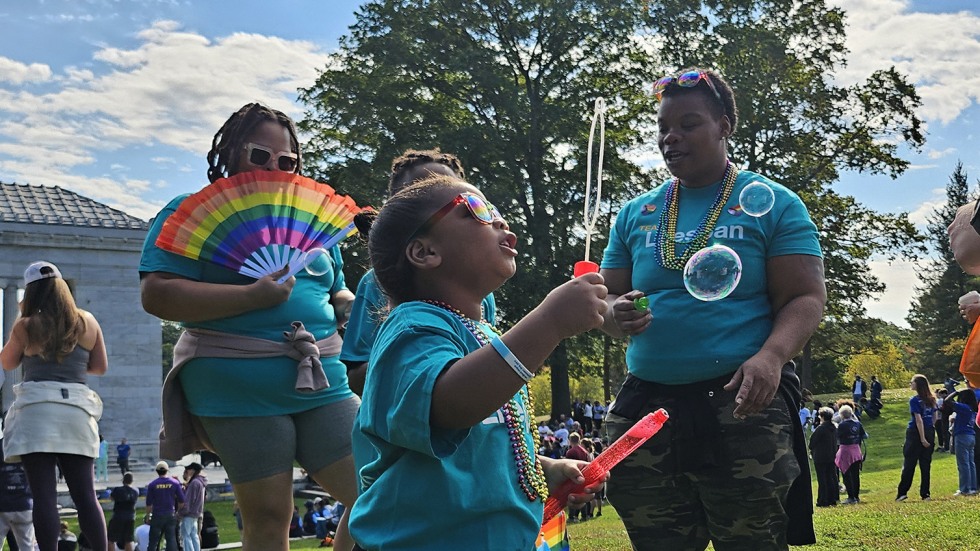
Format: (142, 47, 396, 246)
(652, 70, 722, 102)
(244, 143, 299, 172)
(413, 192, 502, 237)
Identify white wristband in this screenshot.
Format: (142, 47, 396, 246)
(490, 336, 534, 382)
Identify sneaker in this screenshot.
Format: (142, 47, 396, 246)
(896, 494, 908, 502)
(922, 496, 932, 501)
(954, 491, 964, 496)
(842, 498, 857, 505)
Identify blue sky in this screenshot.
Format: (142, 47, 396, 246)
(1, 0, 978, 327)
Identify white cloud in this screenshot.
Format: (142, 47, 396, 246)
(864, 258, 920, 327)
(927, 147, 957, 160)
(0, 20, 333, 219)
(906, 187, 946, 225)
(830, 0, 980, 124)
(0, 57, 52, 84)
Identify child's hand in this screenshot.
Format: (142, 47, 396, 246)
(538, 272, 607, 338)
(540, 456, 607, 507)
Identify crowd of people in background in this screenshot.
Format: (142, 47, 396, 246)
(534, 398, 610, 523)
(801, 373, 980, 509)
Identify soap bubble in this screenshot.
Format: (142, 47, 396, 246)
(738, 181, 775, 217)
(683, 245, 742, 301)
(303, 248, 331, 277)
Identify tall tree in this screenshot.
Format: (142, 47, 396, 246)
(299, 0, 655, 418)
(906, 162, 978, 381)
(645, 0, 927, 385)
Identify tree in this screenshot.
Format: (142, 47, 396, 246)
(299, 0, 928, 413)
(161, 320, 182, 379)
(843, 339, 912, 391)
(644, 0, 927, 386)
(299, 0, 654, 418)
(906, 162, 980, 381)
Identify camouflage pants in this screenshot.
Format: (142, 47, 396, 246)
(604, 373, 799, 551)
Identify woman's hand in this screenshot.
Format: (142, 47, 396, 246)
(249, 266, 295, 309)
(961, 301, 980, 324)
(610, 290, 652, 336)
(598, 268, 651, 338)
(539, 456, 607, 507)
(724, 350, 782, 418)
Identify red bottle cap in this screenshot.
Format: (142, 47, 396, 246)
(573, 261, 599, 277)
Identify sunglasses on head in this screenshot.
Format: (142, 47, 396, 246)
(652, 70, 722, 102)
(412, 192, 503, 237)
(243, 143, 299, 172)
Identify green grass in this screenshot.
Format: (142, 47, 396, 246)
(69, 388, 977, 549)
(564, 388, 980, 551)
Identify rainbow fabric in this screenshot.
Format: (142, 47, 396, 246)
(535, 511, 570, 551)
(156, 172, 362, 279)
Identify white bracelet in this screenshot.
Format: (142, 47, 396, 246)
(490, 336, 534, 382)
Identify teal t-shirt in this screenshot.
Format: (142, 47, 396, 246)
(139, 194, 354, 416)
(349, 302, 542, 551)
(601, 170, 822, 384)
(339, 269, 498, 363)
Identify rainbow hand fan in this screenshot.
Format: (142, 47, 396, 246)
(155, 172, 364, 282)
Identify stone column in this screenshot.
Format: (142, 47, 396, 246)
(2, 281, 19, 413)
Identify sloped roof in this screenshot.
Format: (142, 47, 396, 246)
(0, 182, 148, 230)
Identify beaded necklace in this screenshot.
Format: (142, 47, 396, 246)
(422, 299, 549, 502)
(656, 160, 738, 270)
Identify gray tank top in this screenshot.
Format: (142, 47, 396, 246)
(22, 346, 90, 384)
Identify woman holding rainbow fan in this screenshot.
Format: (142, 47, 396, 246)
(139, 103, 359, 551)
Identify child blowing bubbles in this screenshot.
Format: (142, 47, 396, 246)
(348, 176, 607, 550)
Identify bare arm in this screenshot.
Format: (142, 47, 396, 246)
(331, 288, 356, 328)
(0, 319, 26, 371)
(598, 267, 651, 338)
(431, 274, 607, 429)
(140, 270, 294, 323)
(84, 313, 108, 375)
(724, 254, 827, 416)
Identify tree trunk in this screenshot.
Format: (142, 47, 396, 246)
(550, 341, 571, 421)
(800, 340, 813, 391)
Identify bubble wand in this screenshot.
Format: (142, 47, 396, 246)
(573, 98, 606, 277)
(542, 408, 669, 523)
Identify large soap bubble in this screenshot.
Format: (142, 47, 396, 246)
(303, 248, 331, 277)
(738, 181, 775, 217)
(683, 244, 743, 301)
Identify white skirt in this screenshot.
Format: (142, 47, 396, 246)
(3, 381, 103, 462)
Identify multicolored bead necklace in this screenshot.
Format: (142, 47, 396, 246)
(656, 160, 738, 270)
(422, 299, 549, 502)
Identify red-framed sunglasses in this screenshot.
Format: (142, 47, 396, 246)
(652, 70, 722, 102)
(412, 192, 503, 237)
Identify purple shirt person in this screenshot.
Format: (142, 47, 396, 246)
(145, 462, 185, 551)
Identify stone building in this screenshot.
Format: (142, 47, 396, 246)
(0, 182, 161, 460)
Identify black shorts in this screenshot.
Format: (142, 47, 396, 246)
(107, 516, 135, 543)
